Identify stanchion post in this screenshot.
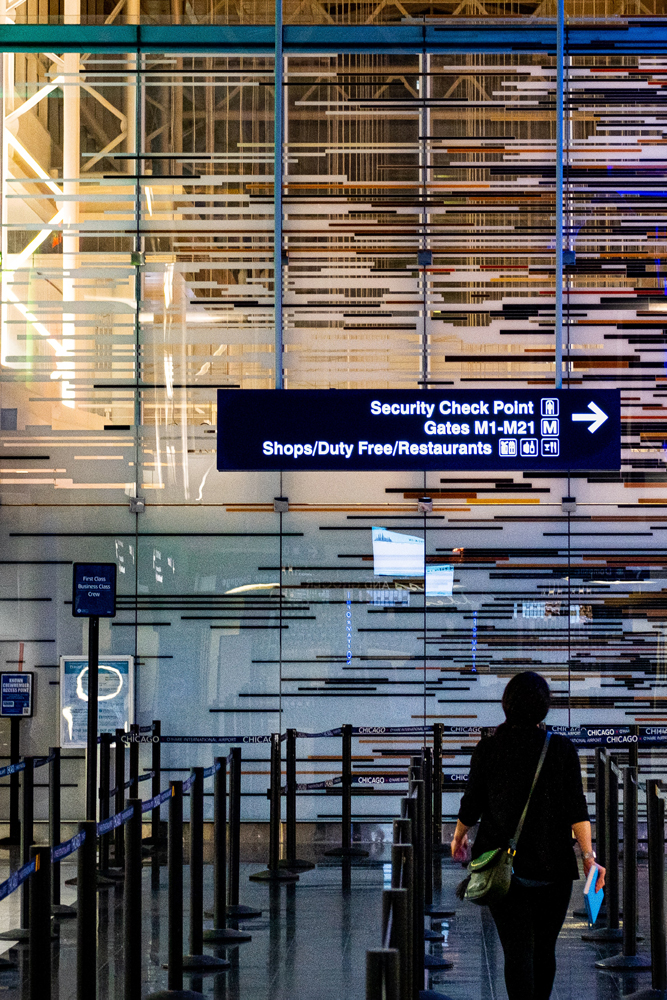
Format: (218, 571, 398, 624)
(624, 780, 667, 999)
(214, 758, 227, 931)
(269, 736, 280, 871)
(341, 723, 352, 853)
(250, 734, 299, 883)
(114, 729, 126, 869)
(595, 747, 607, 868)
(582, 755, 622, 942)
(99, 733, 112, 872)
(366, 949, 400, 1000)
(286, 728, 297, 864)
(86, 615, 100, 822)
(382, 890, 410, 1000)
(596, 765, 651, 971)
(649, 780, 667, 992)
(423, 747, 433, 907)
(401, 793, 423, 995)
(49, 746, 61, 907)
(281, 729, 314, 872)
(607, 756, 620, 930)
(129, 723, 139, 792)
(20, 756, 34, 930)
(391, 840, 413, 998)
(432, 724, 444, 851)
(29, 845, 51, 1000)
(226, 747, 261, 918)
(6, 717, 20, 845)
(169, 781, 184, 990)
(150, 720, 162, 846)
(77, 820, 98, 1000)
(124, 798, 142, 1000)
(325, 724, 368, 858)
(184, 768, 228, 969)
(204, 757, 252, 943)
(623, 766, 639, 958)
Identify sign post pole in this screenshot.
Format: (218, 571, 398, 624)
(86, 616, 99, 822)
(71, 563, 117, 824)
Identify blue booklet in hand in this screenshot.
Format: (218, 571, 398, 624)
(584, 864, 604, 925)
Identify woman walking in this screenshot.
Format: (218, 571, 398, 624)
(450, 671, 605, 1000)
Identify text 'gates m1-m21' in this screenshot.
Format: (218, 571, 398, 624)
(217, 389, 621, 472)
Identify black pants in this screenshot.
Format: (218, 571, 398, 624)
(489, 877, 572, 1000)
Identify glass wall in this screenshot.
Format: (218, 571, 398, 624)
(1, 34, 667, 823)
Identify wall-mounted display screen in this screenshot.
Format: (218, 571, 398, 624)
(372, 527, 425, 577)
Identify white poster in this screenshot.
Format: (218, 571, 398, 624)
(426, 564, 454, 596)
(59, 656, 134, 748)
(372, 527, 425, 577)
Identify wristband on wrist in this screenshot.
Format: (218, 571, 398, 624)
(583, 850, 596, 861)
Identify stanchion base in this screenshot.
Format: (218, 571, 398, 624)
(424, 955, 454, 970)
(581, 926, 623, 942)
(145, 990, 207, 999)
(51, 904, 77, 919)
(98, 868, 124, 882)
(425, 906, 456, 918)
(202, 927, 252, 943)
(0, 926, 57, 943)
(249, 868, 300, 883)
(64, 874, 116, 890)
(323, 846, 369, 858)
(226, 904, 262, 918)
(278, 858, 315, 871)
(622, 989, 667, 1000)
(181, 953, 231, 972)
(595, 952, 652, 970)
(424, 928, 444, 942)
(0, 928, 28, 942)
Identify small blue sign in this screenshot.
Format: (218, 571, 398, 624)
(72, 563, 117, 618)
(0, 673, 33, 717)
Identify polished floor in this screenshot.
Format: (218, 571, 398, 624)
(0, 845, 655, 999)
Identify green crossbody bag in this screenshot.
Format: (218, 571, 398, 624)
(464, 732, 551, 906)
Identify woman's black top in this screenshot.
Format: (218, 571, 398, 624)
(458, 724, 589, 882)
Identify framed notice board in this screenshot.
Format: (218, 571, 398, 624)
(59, 655, 133, 747)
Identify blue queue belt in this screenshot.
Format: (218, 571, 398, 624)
(0, 859, 36, 902)
(155, 724, 657, 747)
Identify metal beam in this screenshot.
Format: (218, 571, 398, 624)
(2, 23, 667, 55)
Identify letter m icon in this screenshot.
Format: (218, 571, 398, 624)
(541, 418, 559, 437)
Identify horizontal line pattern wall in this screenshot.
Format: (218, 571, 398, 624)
(1, 34, 667, 820)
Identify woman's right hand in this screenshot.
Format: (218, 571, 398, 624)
(584, 856, 606, 892)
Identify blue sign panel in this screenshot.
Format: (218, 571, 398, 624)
(72, 563, 117, 618)
(0, 673, 33, 717)
(217, 389, 620, 472)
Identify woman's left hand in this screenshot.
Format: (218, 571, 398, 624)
(450, 831, 469, 862)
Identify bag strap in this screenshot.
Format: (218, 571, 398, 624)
(508, 731, 551, 855)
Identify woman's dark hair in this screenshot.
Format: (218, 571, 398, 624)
(501, 671, 550, 726)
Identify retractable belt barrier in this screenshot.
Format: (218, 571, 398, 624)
(144, 723, 662, 748)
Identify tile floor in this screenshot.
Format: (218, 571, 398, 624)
(0, 846, 655, 999)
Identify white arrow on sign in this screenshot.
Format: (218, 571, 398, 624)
(571, 401, 608, 434)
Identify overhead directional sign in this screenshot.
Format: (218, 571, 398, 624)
(217, 389, 620, 472)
